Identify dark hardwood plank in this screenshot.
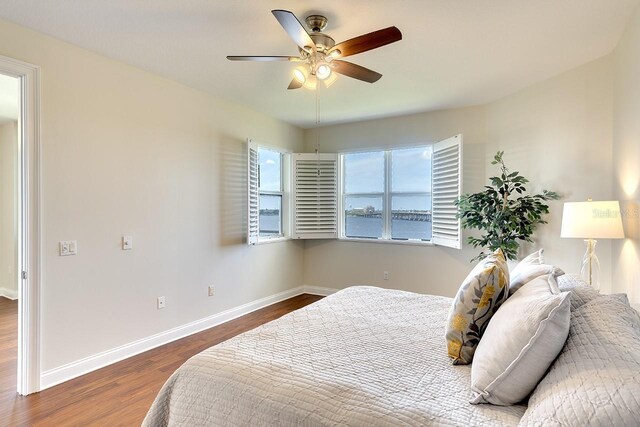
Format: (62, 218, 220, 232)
(0, 293, 323, 426)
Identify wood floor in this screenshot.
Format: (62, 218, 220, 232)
(0, 293, 323, 426)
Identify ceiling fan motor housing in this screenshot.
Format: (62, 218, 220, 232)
(309, 33, 335, 52)
(305, 15, 328, 32)
(298, 15, 335, 54)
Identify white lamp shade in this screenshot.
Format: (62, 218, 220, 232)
(561, 200, 624, 239)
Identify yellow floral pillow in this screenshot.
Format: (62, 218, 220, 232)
(446, 249, 509, 365)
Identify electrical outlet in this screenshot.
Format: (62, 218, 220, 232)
(208, 285, 215, 297)
(157, 296, 165, 309)
(383, 271, 389, 280)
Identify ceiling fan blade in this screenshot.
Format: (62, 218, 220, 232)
(329, 26, 402, 58)
(331, 60, 382, 83)
(272, 10, 315, 52)
(287, 78, 303, 90)
(226, 55, 298, 61)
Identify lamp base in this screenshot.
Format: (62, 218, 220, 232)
(580, 239, 600, 291)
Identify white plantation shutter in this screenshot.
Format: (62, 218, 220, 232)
(432, 134, 463, 249)
(293, 153, 338, 239)
(247, 139, 259, 245)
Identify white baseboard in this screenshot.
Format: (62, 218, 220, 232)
(302, 285, 339, 296)
(41, 285, 319, 390)
(0, 286, 18, 300)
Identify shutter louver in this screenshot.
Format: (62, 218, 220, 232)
(293, 153, 338, 239)
(247, 140, 259, 245)
(432, 134, 463, 249)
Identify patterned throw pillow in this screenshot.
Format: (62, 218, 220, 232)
(446, 248, 510, 365)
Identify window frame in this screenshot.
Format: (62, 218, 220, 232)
(255, 144, 291, 244)
(338, 145, 434, 245)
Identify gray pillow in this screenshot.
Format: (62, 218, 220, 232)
(557, 274, 600, 310)
(609, 293, 631, 306)
(518, 294, 640, 426)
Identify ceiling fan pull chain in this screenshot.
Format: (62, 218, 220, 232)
(315, 87, 320, 155)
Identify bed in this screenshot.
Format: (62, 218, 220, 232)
(143, 286, 526, 426)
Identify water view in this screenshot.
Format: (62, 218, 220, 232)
(260, 210, 433, 241)
(345, 215, 432, 241)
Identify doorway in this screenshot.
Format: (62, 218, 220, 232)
(0, 55, 40, 396)
(0, 73, 19, 399)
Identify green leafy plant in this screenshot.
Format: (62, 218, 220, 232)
(455, 151, 559, 262)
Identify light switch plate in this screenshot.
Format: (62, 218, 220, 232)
(59, 241, 77, 256)
(122, 235, 133, 250)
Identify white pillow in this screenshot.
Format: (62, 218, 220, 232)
(470, 273, 571, 406)
(510, 249, 545, 278)
(510, 264, 564, 296)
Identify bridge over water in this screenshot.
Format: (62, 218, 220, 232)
(347, 211, 432, 222)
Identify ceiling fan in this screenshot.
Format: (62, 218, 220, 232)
(227, 10, 402, 90)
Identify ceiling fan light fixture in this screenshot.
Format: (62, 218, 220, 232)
(293, 66, 307, 83)
(316, 63, 331, 80)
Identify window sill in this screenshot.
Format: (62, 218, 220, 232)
(338, 237, 435, 247)
(256, 236, 291, 245)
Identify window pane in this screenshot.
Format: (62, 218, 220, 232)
(344, 151, 385, 194)
(344, 196, 383, 239)
(391, 195, 432, 240)
(259, 194, 281, 237)
(258, 148, 281, 192)
(391, 146, 432, 193)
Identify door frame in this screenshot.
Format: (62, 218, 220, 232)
(0, 54, 41, 395)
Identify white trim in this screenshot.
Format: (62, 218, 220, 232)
(302, 285, 338, 296)
(0, 55, 41, 396)
(0, 287, 19, 300)
(41, 285, 326, 390)
(255, 236, 292, 245)
(338, 237, 435, 246)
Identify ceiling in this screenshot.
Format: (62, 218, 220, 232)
(0, 1, 638, 128)
(0, 73, 19, 125)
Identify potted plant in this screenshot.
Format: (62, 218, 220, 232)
(455, 151, 559, 262)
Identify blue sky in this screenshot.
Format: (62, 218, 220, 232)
(259, 148, 281, 210)
(344, 147, 432, 211)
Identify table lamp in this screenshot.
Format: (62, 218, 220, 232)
(560, 199, 624, 290)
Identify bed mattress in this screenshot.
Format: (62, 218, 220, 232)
(143, 286, 526, 426)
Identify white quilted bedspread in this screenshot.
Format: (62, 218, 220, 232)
(143, 286, 526, 426)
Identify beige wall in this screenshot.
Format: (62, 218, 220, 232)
(486, 55, 614, 291)
(0, 17, 305, 371)
(0, 120, 17, 299)
(613, 4, 640, 307)
(303, 56, 615, 296)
